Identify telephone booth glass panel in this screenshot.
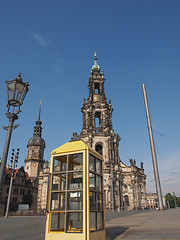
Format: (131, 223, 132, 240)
(49, 153, 83, 233)
(66, 212, 83, 232)
(68, 153, 83, 171)
(53, 155, 67, 172)
(89, 154, 104, 232)
(68, 172, 83, 190)
(51, 192, 65, 211)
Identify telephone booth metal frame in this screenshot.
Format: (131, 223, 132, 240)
(45, 140, 106, 240)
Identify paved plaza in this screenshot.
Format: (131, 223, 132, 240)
(106, 208, 180, 240)
(0, 208, 179, 240)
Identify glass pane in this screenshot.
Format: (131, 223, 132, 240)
(96, 159, 102, 175)
(52, 173, 66, 191)
(66, 212, 83, 233)
(68, 172, 83, 190)
(89, 173, 95, 190)
(97, 212, 104, 230)
(53, 155, 67, 172)
(90, 212, 96, 231)
(67, 191, 83, 210)
(8, 89, 14, 100)
(15, 86, 23, 101)
(90, 192, 96, 210)
(51, 192, 65, 211)
(69, 153, 83, 171)
(50, 212, 65, 231)
(16, 82, 25, 92)
(96, 175, 102, 192)
(89, 154, 95, 172)
(7, 81, 16, 92)
(97, 193, 103, 210)
(16, 92, 22, 101)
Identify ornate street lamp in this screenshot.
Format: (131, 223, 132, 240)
(0, 73, 29, 201)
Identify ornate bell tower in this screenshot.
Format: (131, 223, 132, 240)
(25, 103, 45, 182)
(72, 53, 122, 209)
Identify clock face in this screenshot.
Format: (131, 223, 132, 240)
(33, 163, 37, 167)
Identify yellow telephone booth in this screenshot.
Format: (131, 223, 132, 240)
(45, 140, 106, 240)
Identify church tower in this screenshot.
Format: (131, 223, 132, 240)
(73, 53, 122, 209)
(25, 103, 46, 182)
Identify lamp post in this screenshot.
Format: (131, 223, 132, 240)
(142, 84, 163, 211)
(5, 148, 19, 218)
(0, 73, 29, 202)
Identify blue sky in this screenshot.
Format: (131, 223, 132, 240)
(0, 0, 180, 196)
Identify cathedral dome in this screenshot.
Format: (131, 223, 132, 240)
(91, 63, 100, 73)
(91, 52, 100, 73)
(27, 136, 46, 148)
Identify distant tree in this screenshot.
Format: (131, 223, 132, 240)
(165, 193, 180, 208)
(176, 197, 180, 207)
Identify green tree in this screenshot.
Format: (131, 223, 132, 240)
(176, 197, 180, 207)
(165, 193, 174, 208)
(165, 193, 180, 208)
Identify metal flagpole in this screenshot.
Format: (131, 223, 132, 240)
(142, 84, 164, 211)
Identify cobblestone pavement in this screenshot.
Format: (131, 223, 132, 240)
(0, 210, 153, 240)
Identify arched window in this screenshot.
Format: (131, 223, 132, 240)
(95, 112, 101, 131)
(95, 144, 103, 155)
(124, 195, 129, 206)
(94, 82, 100, 94)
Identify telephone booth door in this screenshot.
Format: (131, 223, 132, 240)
(45, 140, 105, 240)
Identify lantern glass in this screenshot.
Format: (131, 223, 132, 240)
(6, 75, 29, 107)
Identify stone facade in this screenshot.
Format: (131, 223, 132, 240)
(72, 53, 147, 210)
(0, 166, 35, 215)
(146, 193, 158, 209)
(121, 159, 146, 210)
(37, 161, 50, 214)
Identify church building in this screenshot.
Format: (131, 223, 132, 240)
(25, 104, 46, 212)
(25, 104, 46, 184)
(72, 53, 147, 210)
(36, 53, 147, 212)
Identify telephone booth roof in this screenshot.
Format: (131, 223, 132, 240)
(51, 139, 102, 159)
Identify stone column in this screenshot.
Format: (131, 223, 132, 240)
(114, 141, 118, 165)
(135, 178, 140, 209)
(131, 178, 136, 210)
(37, 172, 43, 213)
(82, 112, 86, 129)
(92, 112, 95, 130)
(109, 111, 113, 130)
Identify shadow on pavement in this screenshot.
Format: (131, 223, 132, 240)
(106, 227, 128, 240)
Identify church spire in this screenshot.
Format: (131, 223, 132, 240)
(91, 52, 100, 73)
(38, 100, 42, 121)
(33, 101, 42, 137)
(94, 52, 97, 65)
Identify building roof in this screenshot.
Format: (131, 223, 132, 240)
(91, 52, 100, 73)
(51, 139, 103, 159)
(5, 166, 30, 180)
